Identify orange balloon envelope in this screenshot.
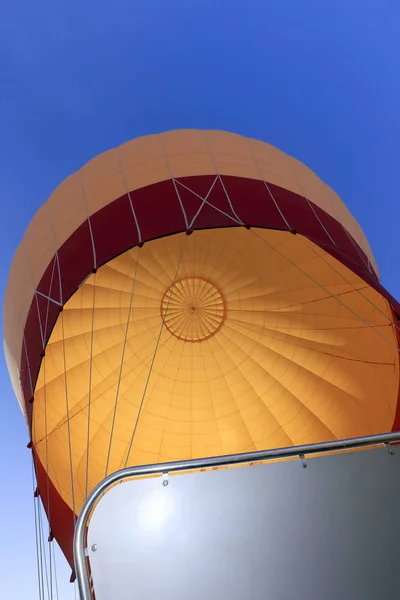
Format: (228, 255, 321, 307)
(4, 130, 400, 567)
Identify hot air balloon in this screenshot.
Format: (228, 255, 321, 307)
(4, 130, 400, 589)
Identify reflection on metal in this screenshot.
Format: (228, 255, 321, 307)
(74, 431, 400, 600)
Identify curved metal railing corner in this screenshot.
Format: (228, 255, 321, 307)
(74, 430, 400, 600)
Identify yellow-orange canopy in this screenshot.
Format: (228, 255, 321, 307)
(4, 130, 399, 567)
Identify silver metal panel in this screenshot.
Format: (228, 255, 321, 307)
(87, 446, 400, 600)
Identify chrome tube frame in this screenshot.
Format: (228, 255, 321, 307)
(74, 430, 400, 600)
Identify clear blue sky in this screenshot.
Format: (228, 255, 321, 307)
(1, 1, 399, 597)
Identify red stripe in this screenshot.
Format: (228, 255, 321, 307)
(23, 174, 400, 417)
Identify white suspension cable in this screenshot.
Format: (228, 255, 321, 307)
(23, 335, 34, 399)
(296, 234, 400, 334)
(343, 225, 373, 274)
(175, 177, 241, 228)
(160, 136, 189, 229)
(32, 461, 44, 600)
(41, 353, 53, 600)
(37, 494, 51, 600)
(44, 258, 57, 343)
(104, 247, 142, 478)
(85, 272, 97, 499)
(79, 174, 97, 271)
(179, 176, 218, 229)
(250, 228, 400, 353)
(247, 139, 291, 230)
(60, 310, 77, 523)
(51, 542, 59, 600)
(123, 235, 188, 468)
(115, 147, 142, 244)
(287, 155, 336, 246)
(203, 131, 244, 225)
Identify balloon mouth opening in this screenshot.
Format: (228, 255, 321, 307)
(160, 275, 227, 342)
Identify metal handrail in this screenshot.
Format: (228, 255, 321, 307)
(74, 430, 400, 600)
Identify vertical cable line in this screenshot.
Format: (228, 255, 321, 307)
(42, 355, 53, 599)
(79, 175, 97, 271)
(288, 156, 336, 247)
(160, 135, 189, 229)
(249, 228, 400, 352)
(60, 310, 77, 523)
(104, 247, 142, 478)
(115, 148, 143, 244)
(85, 272, 97, 499)
(295, 234, 400, 333)
(32, 460, 44, 600)
(344, 226, 374, 274)
(247, 139, 291, 230)
(43, 258, 57, 344)
(23, 334, 34, 400)
(38, 492, 51, 599)
(124, 236, 188, 468)
(51, 542, 59, 600)
(203, 131, 244, 225)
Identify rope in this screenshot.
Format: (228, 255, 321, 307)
(79, 174, 97, 270)
(85, 272, 97, 499)
(287, 154, 336, 246)
(343, 225, 374, 274)
(35, 293, 45, 351)
(38, 494, 50, 599)
(104, 247, 141, 478)
(296, 234, 400, 334)
(123, 235, 188, 468)
(305, 196, 336, 246)
(32, 461, 44, 600)
(160, 136, 189, 229)
(51, 542, 59, 600)
(247, 139, 291, 230)
(183, 175, 218, 228)
(23, 335, 34, 398)
(115, 148, 142, 244)
(175, 178, 240, 226)
(44, 258, 57, 343)
(42, 354, 53, 599)
(60, 310, 77, 522)
(249, 228, 400, 352)
(203, 131, 244, 225)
